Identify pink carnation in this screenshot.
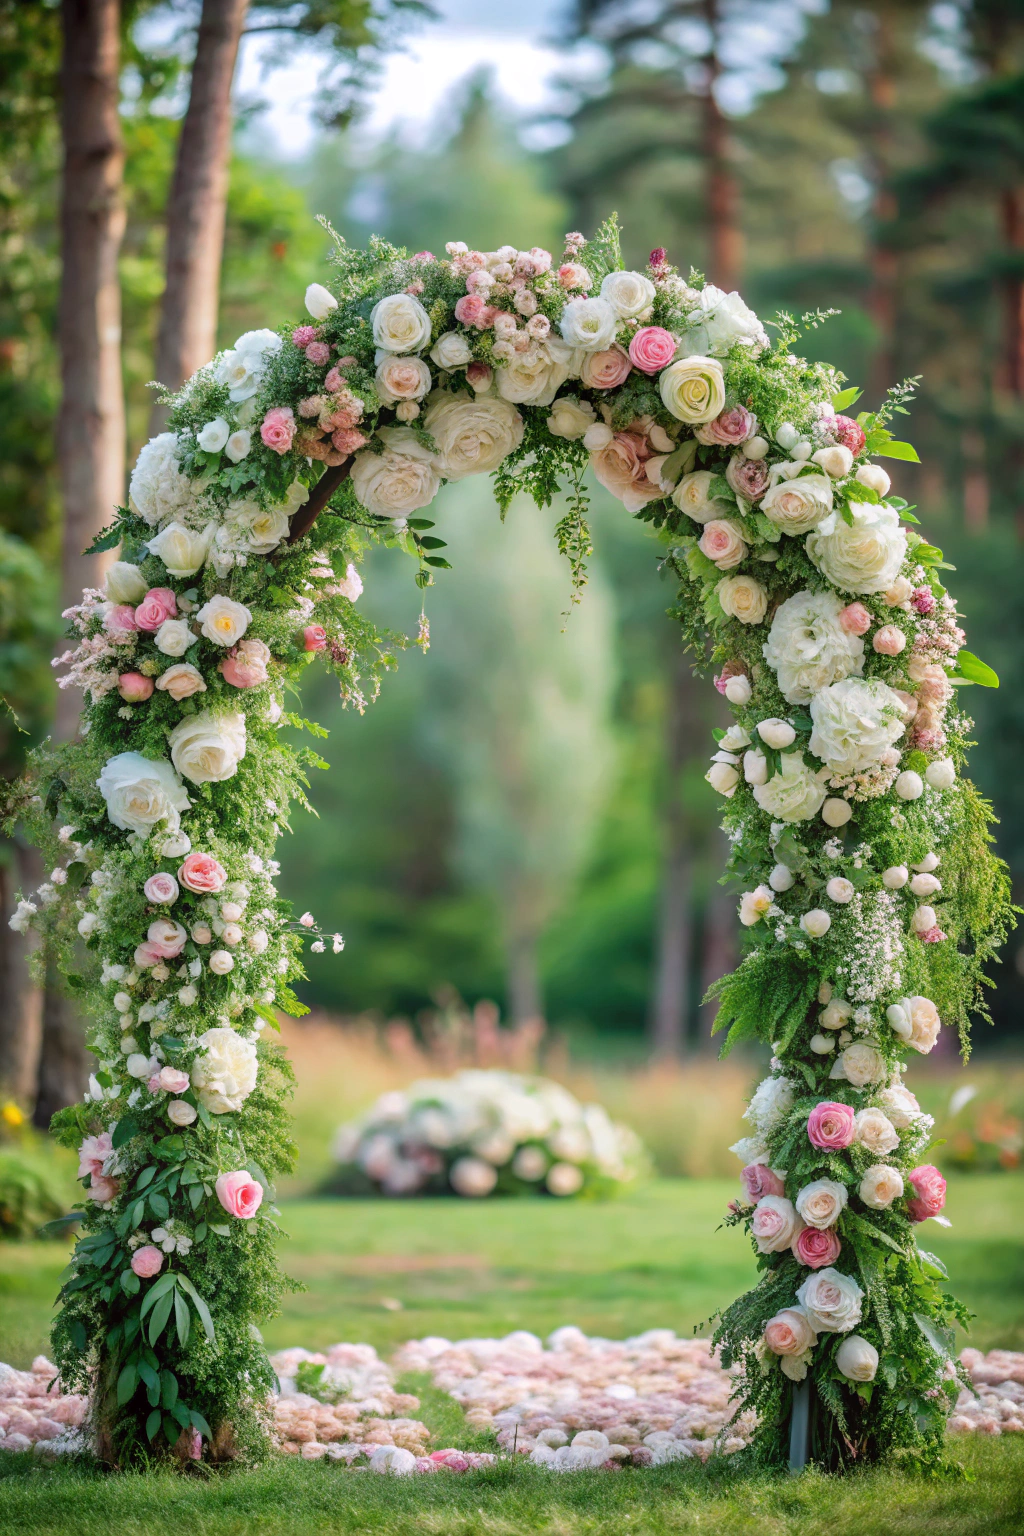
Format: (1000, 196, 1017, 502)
(916, 925, 947, 944)
(178, 851, 227, 894)
(833, 415, 866, 454)
(298, 395, 324, 419)
(260, 406, 296, 455)
(740, 1164, 784, 1203)
(131, 1246, 164, 1278)
(793, 1226, 842, 1269)
(323, 368, 344, 393)
(331, 428, 367, 455)
(305, 340, 331, 366)
(807, 1100, 856, 1150)
(118, 671, 153, 702)
(838, 602, 872, 636)
(628, 325, 676, 374)
(215, 1170, 264, 1219)
(134, 588, 177, 632)
(303, 624, 328, 652)
(292, 326, 318, 348)
(907, 1163, 946, 1222)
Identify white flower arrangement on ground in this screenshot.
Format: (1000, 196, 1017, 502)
(331, 1069, 646, 1199)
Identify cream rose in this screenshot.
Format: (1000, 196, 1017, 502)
(223, 499, 291, 556)
(761, 472, 833, 534)
(422, 392, 524, 479)
(155, 663, 206, 701)
(546, 396, 596, 440)
(753, 753, 827, 822)
(796, 1267, 864, 1333)
(888, 995, 941, 1054)
(762, 590, 864, 706)
(495, 341, 571, 405)
(859, 1163, 904, 1210)
(600, 268, 656, 318)
(97, 751, 190, 836)
(805, 501, 908, 595)
(305, 283, 337, 320)
(154, 618, 198, 658)
(877, 1084, 923, 1129)
(854, 1107, 900, 1156)
(590, 433, 664, 513)
(835, 1335, 879, 1382)
(559, 295, 618, 352)
(751, 1195, 803, 1253)
(795, 1178, 848, 1229)
(190, 1026, 258, 1114)
(350, 428, 442, 517)
(168, 709, 247, 785)
(430, 331, 474, 370)
(830, 1043, 886, 1088)
(659, 355, 726, 424)
(370, 292, 432, 354)
(717, 574, 768, 625)
(195, 594, 252, 648)
(146, 522, 214, 577)
(104, 561, 148, 604)
(764, 1306, 817, 1360)
(375, 354, 432, 405)
(809, 677, 905, 773)
(672, 470, 730, 525)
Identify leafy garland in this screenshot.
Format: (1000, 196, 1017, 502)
(6, 216, 1013, 1471)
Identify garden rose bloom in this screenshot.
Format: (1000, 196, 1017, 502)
(97, 752, 190, 837)
(370, 291, 432, 352)
(303, 624, 327, 652)
(220, 637, 271, 688)
(168, 1100, 197, 1126)
(812, 444, 854, 478)
(118, 672, 154, 703)
(763, 1306, 817, 1357)
(806, 1101, 856, 1151)
(806, 502, 908, 596)
(753, 752, 827, 823)
(143, 872, 178, 905)
(628, 326, 676, 374)
(260, 406, 296, 454)
(695, 405, 756, 447)
(146, 521, 214, 577)
(830, 1042, 886, 1088)
(659, 355, 726, 423)
(104, 603, 139, 636)
(105, 561, 148, 604)
(154, 618, 198, 657)
(751, 1195, 803, 1253)
(146, 917, 187, 959)
(761, 473, 833, 535)
(838, 602, 871, 636)
(907, 1164, 946, 1222)
(740, 1164, 784, 1203)
(78, 1131, 113, 1181)
(590, 433, 663, 513)
(873, 623, 906, 656)
(134, 587, 177, 632)
(375, 355, 432, 404)
(156, 1066, 190, 1094)
(699, 519, 747, 569)
(350, 428, 442, 516)
(717, 573, 768, 625)
(169, 710, 247, 785)
(793, 1226, 842, 1270)
(579, 345, 632, 390)
(836, 1335, 878, 1382)
(215, 1170, 264, 1219)
(178, 852, 227, 893)
(796, 1267, 864, 1333)
(423, 393, 525, 478)
(854, 1107, 900, 1156)
(859, 1164, 904, 1210)
(131, 1246, 164, 1278)
(196, 594, 251, 647)
(547, 397, 596, 440)
(600, 268, 656, 318)
(191, 1027, 258, 1114)
(877, 1084, 922, 1129)
(725, 453, 770, 502)
(795, 1178, 848, 1229)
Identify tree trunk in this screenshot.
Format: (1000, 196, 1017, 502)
(648, 650, 700, 1059)
(57, 0, 125, 742)
(701, 0, 741, 292)
(0, 842, 44, 1105)
(506, 931, 542, 1025)
(1000, 186, 1024, 399)
(150, 0, 249, 430)
(697, 865, 738, 1050)
(33, 957, 92, 1130)
(866, 7, 898, 396)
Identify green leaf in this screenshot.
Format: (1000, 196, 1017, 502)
(120, 1268, 140, 1297)
(188, 1182, 204, 1211)
(194, 1222, 207, 1243)
(177, 1273, 216, 1345)
(174, 1288, 191, 1349)
(418, 536, 447, 549)
(139, 1270, 177, 1319)
(82, 520, 123, 555)
(953, 649, 999, 688)
(424, 556, 452, 568)
(405, 518, 434, 529)
(171, 1400, 192, 1430)
(146, 1408, 161, 1442)
(116, 1363, 138, 1406)
(148, 1288, 175, 1346)
(160, 1370, 179, 1411)
(190, 1410, 212, 1441)
(135, 1166, 157, 1190)
(163, 1414, 181, 1447)
(917, 1248, 949, 1280)
(915, 1312, 954, 1359)
(111, 1117, 140, 1150)
(875, 439, 920, 462)
(831, 386, 862, 411)
(148, 1192, 169, 1220)
(209, 1223, 230, 1237)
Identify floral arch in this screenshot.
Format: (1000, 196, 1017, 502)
(11, 218, 1013, 1472)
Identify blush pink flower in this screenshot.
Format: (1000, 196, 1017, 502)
(215, 1170, 264, 1219)
(305, 341, 330, 366)
(911, 586, 936, 616)
(131, 1245, 164, 1278)
(725, 454, 770, 502)
(628, 325, 676, 374)
(590, 432, 663, 513)
(260, 406, 296, 455)
(78, 1131, 112, 1181)
(323, 368, 344, 393)
(134, 941, 163, 969)
(143, 872, 179, 905)
(412, 251, 434, 262)
(88, 1173, 120, 1203)
(104, 604, 139, 636)
(331, 428, 367, 455)
(793, 1225, 842, 1269)
(696, 405, 756, 447)
(873, 624, 906, 656)
(303, 624, 327, 652)
(916, 925, 947, 944)
(178, 851, 227, 894)
(292, 325, 318, 348)
(713, 660, 746, 695)
(454, 294, 487, 327)
(580, 345, 632, 390)
(466, 361, 493, 391)
(558, 262, 591, 290)
(807, 1100, 856, 1150)
(156, 1066, 190, 1094)
(134, 588, 177, 632)
(740, 1164, 785, 1203)
(118, 671, 154, 702)
(298, 395, 325, 419)
(833, 415, 866, 454)
(146, 917, 187, 959)
(839, 602, 872, 636)
(220, 637, 270, 689)
(907, 1164, 946, 1222)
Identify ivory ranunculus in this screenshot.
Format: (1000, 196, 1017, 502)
(717, 574, 768, 625)
(559, 295, 618, 352)
(859, 1163, 904, 1210)
(600, 269, 656, 318)
(830, 1043, 886, 1088)
(855, 1107, 900, 1156)
(856, 463, 891, 496)
(190, 1027, 258, 1114)
(547, 396, 596, 439)
(104, 561, 148, 604)
(761, 472, 833, 535)
(97, 752, 190, 837)
(753, 753, 827, 823)
(350, 428, 442, 517)
(751, 1195, 803, 1253)
(796, 1267, 864, 1333)
(146, 522, 214, 577)
(836, 1335, 879, 1381)
(805, 501, 908, 595)
(659, 355, 725, 424)
(423, 392, 524, 479)
(196, 594, 252, 648)
(706, 760, 740, 796)
(672, 470, 729, 524)
(809, 677, 906, 773)
(757, 718, 796, 749)
(800, 908, 831, 939)
(155, 662, 206, 701)
(822, 798, 853, 827)
(762, 589, 865, 705)
(167, 1100, 197, 1126)
(826, 877, 855, 903)
(795, 1178, 848, 1229)
(370, 292, 432, 353)
(168, 710, 247, 785)
(895, 995, 941, 1054)
(495, 341, 571, 405)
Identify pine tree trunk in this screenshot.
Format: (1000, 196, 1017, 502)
(1000, 186, 1024, 398)
(697, 868, 738, 1050)
(33, 956, 92, 1130)
(150, 0, 249, 431)
(866, 7, 898, 397)
(0, 842, 44, 1105)
(506, 932, 542, 1025)
(701, 0, 741, 292)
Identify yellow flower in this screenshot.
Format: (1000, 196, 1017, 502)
(1, 1101, 25, 1129)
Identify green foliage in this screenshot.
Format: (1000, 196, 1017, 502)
(0, 1149, 66, 1239)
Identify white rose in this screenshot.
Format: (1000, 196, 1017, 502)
(104, 561, 148, 604)
(195, 594, 252, 647)
(350, 427, 441, 516)
(854, 1108, 899, 1156)
(223, 500, 290, 556)
(546, 396, 596, 440)
(599, 269, 656, 318)
(495, 341, 571, 405)
(168, 709, 247, 785)
(214, 328, 282, 402)
(659, 356, 726, 423)
(926, 758, 956, 790)
(430, 331, 474, 370)
(370, 292, 432, 354)
(153, 618, 197, 658)
(753, 753, 827, 823)
(305, 282, 338, 320)
(97, 751, 190, 836)
(757, 718, 796, 749)
(684, 285, 767, 356)
(877, 1085, 922, 1130)
(167, 1100, 198, 1126)
(717, 574, 768, 625)
(559, 295, 618, 351)
(739, 885, 774, 926)
(745, 1075, 794, 1133)
(190, 1026, 258, 1114)
(375, 354, 432, 405)
(146, 521, 214, 577)
(800, 909, 831, 937)
(761, 472, 834, 534)
(672, 470, 730, 525)
(209, 948, 235, 974)
(829, 1043, 886, 1088)
(707, 760, 740, 796)
(700, 519, 747, 569)
(721, 724, 751, 750)
(197, 417, 230, 452)
(835, 1335, 879, 1382)
(805, 501, 908, 595)
(422, 392, 524, 479)
(820, 999, 852, 1031)
(796, 1267, 864, 1333)
(795, 1178, 847, 1228)
(762, 589, 864, 704)
(725, 674, 752, 705)
(826, 877, 855, 904)
(894, 770, 924, 801)
(855, 463, 891, 496)
(743, 749, 769, 785)
(859, 1163, 904, 1210)
(225, 429, 251, 463)
(812, 445, 854, 479)
(809, 677, 905, 773)
(128, 433, 193, 527)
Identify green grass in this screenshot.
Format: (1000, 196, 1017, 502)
(2, 1175, 1023, 1533)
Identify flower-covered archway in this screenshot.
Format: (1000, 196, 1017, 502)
(12, 218, 1012, 1472)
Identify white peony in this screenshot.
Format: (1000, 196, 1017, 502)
(214, 329, 282, 402)
(223, 499, 291, 555)
(806, 502, 908, 595)
(128, 434, 194, 527)
(422, 392, 524, 479)
(809, 677, 905, 773)
(168, 710, 247, 785)
(430, 331, 474, 371)
(659, 356, 725, 423)
(559, 296, 619, 352)
(370, 292, 432, 354)
(146, 521, 214, 577)
(190, 1026, 258, 1114)
(97, 752, 191, 837)
(745, 1075, 794, 1134)
(304, 282, 338, 320)
(683, 285, 767, 356)
(350, 428, 441, 516)
(796, 1267, 864, 1333)
(835, 1335, 879, 1382)
(546, 396, 596, 440)
(196, 593, 252, 647)
(760, 472, 833, 535)
(600, 269, 656, 319)
(753, 753, 827, 823)
(495, 341, 572, 405)
(762, 590, 865, 705)
(104, 561, 148, 604)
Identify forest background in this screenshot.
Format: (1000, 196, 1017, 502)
(2, 0, 1024, 1135)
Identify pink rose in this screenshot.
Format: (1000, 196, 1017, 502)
(292, 325, 318, 348)
(557, 262, 591, 290)
(88, 1173, 120, 1203)
(740, 1164, 784, 1203)
(833, 415, 866, 454)
(134, 941, 163, 969)
(78, 1131, 112, 1181)
(178, 851, 227, 894)
(873, 624, 906, 656)
(628, 326, 676, 374)
(696, 406, 756, 447)
(146, 917, 187, 959)
(118, 672, 154, 702)
(305, 341, 330, 366)
(580, 345, 632, 390)
(134, 588, 178, 632)
(131, 1245, 164, 1278)
(220, 638, 269, 689)
(793, 1225, 842, 1270)
(839, 602, 872, 636)
(698, 519, 747, 570)
(764, 1307, 817, 1357)
(143, 872, 179, 905)
(466, 361, 493, 390)
(590, 433, 663, 513)
(331, 428, 367, 455)
(260, 406, 296, 455)
(454, 294, 487, 327)
(907, 1164, 946, 1223)
(156, 1066, 190, 1094)
(215, 1170, 264, 1220)
(303, 624, 327, 652)
(725, 453, 770, 502)
(104, 604, 139, 636)
(751, 1195, 803, 1254)
(807, 1100, 856, 1151)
